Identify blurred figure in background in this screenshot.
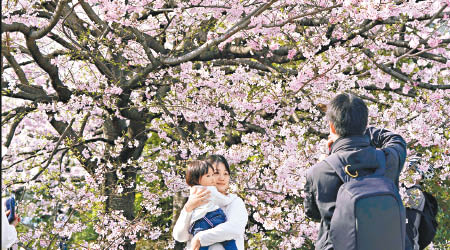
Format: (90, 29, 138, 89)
(2, 197, 19, 250)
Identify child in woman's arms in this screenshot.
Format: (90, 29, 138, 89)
(185, 160, 237, 250)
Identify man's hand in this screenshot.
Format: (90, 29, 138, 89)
(5, 210, 20, 226)
(191, 234, 201, 250)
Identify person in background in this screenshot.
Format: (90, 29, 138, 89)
(304, 93, 409, 250)
(2, 197, 20, 250)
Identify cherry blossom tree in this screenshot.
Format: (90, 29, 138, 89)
(2, 0, 449, 249)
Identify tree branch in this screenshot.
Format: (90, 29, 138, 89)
(128, 27, 167, 54)
(1, 80, 54, 102)
(128, 28, 158, 64)
(50, 118, 96, 174)
(361, 85, 416, 98)
(3, 49, 70, 70)
(29, 0, 69, 40)
(25, 38, 72, 102)
(30, 118, 75, 182)
(1, 22, 31, 34)
(425, 4, 448, 27)
(78, 112, 91, 137)
(4, 113, 27, 148)
(78, 0, 107, 29)
(364, 49, 450, 90)
(212, 58, 275, 73)
(160, 0, 278, 65)
(346, 90, 391, 108)
(256, 4, 341, 28)
(1, 105, 36, 125)
(2, 46, 29, 85)
(218, 103, 266, 134)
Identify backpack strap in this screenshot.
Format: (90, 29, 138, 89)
(324, 149, 387, 182)
(403, 183, 423, 191)
(323, 153, 350, 183)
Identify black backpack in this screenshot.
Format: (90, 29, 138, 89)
(405, 185, 439, 250)
(324, 150, 406, 250)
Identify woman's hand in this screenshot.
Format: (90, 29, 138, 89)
(184, 187, 210, 213)
(191, 234, 201, 250)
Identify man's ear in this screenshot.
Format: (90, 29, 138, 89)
(329, 122, 337, 134)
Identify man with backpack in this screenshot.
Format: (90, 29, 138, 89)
(304, 93, 410, 250)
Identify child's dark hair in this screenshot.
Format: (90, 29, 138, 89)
(185, 160, 215, 187)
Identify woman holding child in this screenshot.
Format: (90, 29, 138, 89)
(172, 155, 248, 250)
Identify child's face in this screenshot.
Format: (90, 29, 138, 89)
(198, 167, 216, 186)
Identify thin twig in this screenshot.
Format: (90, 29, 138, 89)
(29, 118, 75, 182)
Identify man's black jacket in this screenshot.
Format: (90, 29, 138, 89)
(303, 127, 407, 250)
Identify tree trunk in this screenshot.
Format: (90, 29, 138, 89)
(104, 168, 137, 250)
(103, 116, 138, 250)
(171, 191, 188, 250)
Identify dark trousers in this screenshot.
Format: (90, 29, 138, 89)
(189, 208, 238, 250)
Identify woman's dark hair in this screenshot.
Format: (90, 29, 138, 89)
(326, 93, 368, 137)
(185, 160, 214, 187)
(205, 155, 231, 175)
